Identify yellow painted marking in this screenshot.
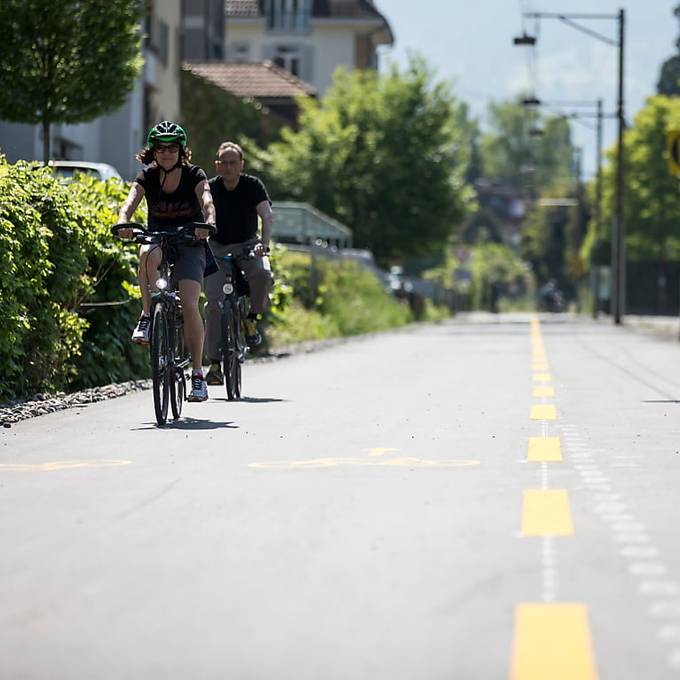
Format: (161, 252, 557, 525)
(532, 373, 552, 383)
(0, 460, 132, 472)
(366, 447, 399, 457)
(528, 437, 562, 462)
(522, 489, 574, 535)
(250, 458, 480, 470)
(532, 363, 549, 371)
(530, 404, 556, 420)
(533, 386, 555, 398)
(510, 603, 598, 680)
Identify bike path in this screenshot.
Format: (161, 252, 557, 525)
(2, 314, 680, 678)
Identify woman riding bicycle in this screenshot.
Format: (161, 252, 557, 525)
(116, 121, 216, 402)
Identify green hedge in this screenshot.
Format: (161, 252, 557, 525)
(0, 158, 412, 402)
(265, 249, 412, 346)
(0, 158, 147, 401)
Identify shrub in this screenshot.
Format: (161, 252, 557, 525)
(264, 249, 412, 344)
(0, 158, 147, 401)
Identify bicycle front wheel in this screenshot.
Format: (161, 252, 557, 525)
(151, 302, 170, 425)
(222, 302, 241, 401)
(170, 317, 186, 420)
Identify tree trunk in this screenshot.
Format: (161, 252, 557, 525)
(42, 115, 50, 163)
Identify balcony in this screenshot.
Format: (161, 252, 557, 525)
(266, 10, 310, 33)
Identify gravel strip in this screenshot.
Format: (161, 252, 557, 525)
(0, 380, 151, 428)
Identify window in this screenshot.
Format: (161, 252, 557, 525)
(231, 42, 250, 63)
(157, 20, 169, 67)
(265, 0, 310, 32)
(273, 45, 301, 77)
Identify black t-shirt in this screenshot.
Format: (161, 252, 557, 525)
(209, 174, 270, 244)
(134, 164, 207, 230)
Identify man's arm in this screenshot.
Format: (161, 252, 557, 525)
(256, 200, 273, 252)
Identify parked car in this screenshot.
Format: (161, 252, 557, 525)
(46, 160, 123, 182)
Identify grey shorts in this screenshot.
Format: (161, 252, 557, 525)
(171, 243, 207, 285)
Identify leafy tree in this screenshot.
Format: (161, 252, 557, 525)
(657, 4, 680, 96)
(254, 58, 476, 264)
(480, 100, 575, 191)
(0, 0, 144, 162)
(581, 96, 680, 264)
(180, 70, 285, 174)
(521, 184, 584, 298)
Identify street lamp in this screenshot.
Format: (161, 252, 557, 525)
(513, 10, 626, 324)
(513, 33, 537, 46)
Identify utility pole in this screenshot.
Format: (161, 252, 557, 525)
(613, 8, 626, 324)
(514, 9, 626, 323)
(593, 98, 603, 318)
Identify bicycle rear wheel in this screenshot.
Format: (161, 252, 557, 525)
(151, 302, 170, 425)
(222, 302, 241, 401)
(170, 317, 186, 420)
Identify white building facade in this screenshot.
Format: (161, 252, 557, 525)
(224, 0, 393, 95)
(0, 0, 224, 180)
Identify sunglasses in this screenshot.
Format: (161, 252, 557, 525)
(154, 143, 180, 153)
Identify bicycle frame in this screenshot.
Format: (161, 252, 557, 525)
(112, 221, 215, 424)
(215, 247, 253, 400)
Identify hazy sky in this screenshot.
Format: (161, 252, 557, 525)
(378, 0, 677, 177)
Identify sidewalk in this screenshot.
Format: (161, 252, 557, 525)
(601, 313, 680, 341)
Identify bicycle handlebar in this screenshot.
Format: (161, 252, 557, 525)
(112, 222, 216, 243)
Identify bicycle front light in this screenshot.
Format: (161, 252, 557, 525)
(156, 277, 169, 290)
(222, 283, 234, 295)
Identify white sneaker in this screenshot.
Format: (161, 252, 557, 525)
(188, 372, 208, 402)
(131, 314, 150, 344)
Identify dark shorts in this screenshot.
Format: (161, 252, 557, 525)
(171, 243, 207, 285)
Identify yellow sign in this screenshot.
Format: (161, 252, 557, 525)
(668, 130, 680, 175)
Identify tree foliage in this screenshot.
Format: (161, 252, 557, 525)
(480, 100, 575, 191)
(521, 187, 584, 297)
(0, 158, 148, 401)
(180, 70, 285, 174)
(657, 4, 680, 96)
(0, 0, 144, 161)
(253, 58, 476, 264)
(581, 96, 680, 264)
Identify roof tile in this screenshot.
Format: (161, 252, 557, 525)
(182, 61, 316, 99)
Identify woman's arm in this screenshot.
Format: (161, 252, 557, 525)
(195, 179, 215, 240)
(116, 183, 145, 238)
(118, 182, 145, 223)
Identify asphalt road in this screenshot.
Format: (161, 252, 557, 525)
(2, 313, 680, 679)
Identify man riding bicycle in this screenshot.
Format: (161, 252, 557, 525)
(116, 121, 216, 402)
(204, 141, 274, 386)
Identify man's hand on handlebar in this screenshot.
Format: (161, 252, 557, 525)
(117, 227, 134, 240)
(253, 242, 270, 258)
(195, 224, 214, 241)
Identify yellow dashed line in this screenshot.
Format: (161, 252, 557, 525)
(528, 437, 562, 462)
(522, 489, 574, 536)
(530, 404, 556, 420)
(532, 386, 555, 398)
(510, 603, 598, 680)
(0, 460, 132, 472)
(532, 373, 552, 383)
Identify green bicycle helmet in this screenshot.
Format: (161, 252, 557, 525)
(147, 121, 188, 148)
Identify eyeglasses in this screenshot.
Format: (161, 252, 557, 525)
(154, 143, 180, 153)
(216, 159, 241, 166)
